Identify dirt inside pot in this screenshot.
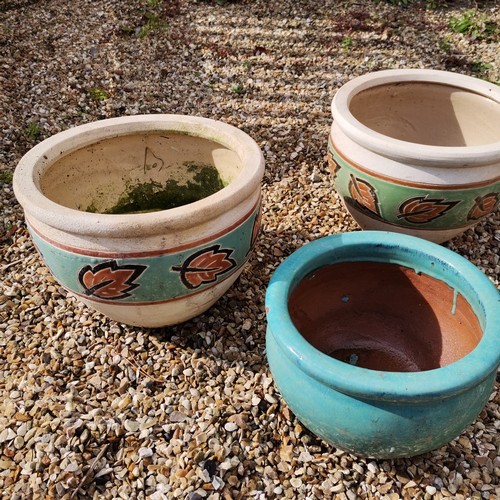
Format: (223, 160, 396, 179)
(349, 82, 500, 147)
(288, 262, 482, 372)
(86, 163, 225, 214)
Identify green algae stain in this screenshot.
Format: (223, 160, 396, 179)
(88, 164, 225, 215)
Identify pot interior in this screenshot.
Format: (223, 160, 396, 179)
(40, 132, 241, 213)
(288, 261, 482, 372)
(348, 82, 500, 147)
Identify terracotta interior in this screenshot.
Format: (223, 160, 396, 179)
(349, 82, 500, 147)
(40, 132, 241, 212)
(288, 262, 482, 372)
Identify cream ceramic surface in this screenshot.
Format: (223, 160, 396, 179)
(14, 115, 265, 327)
(330, 69, 500, 243)
(349, 82, 500, 147)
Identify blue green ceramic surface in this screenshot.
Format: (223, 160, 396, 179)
(265, 231, 500, 458)
(29, 201, 261, 305)
(328, 138, 500, 230)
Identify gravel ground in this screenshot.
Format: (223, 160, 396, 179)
(1, 0, 500, 499)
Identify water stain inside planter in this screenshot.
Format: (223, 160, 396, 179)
(288, 262, 482, 372)
(86, 163, 225, 214)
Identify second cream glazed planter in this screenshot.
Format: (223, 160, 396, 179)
(13, 115, 264, 327)
(328, 69, 500, 243)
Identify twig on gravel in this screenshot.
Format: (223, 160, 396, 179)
(107, 345, 167, 384)
(70, 444, 110, 500)
(1, 258, 24, 272)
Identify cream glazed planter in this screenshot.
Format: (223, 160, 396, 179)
(328, 69, 500, 243)
(13, 115, 265, 327)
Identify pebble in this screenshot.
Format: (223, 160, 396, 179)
(426, 485, 437, 495)
(138, 447, 154, 459)
(13, 436, 24, 449)
(0, 1, 499, 499)
(124, 420, 140, 433)
(169, 411, 189, 423)
(251, 395, 261, 406)
(0, 428, 16, 443)
(264, 393, 278, 404)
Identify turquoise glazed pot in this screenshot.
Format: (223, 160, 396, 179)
(265, 231, 500, 458)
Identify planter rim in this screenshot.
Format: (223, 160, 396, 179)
(331, 69, 500, 167)
(265, 231, 500, 402)
(13, 114, 264, 237)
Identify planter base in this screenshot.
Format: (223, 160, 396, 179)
(70, 271, 242, 327)
(345, 203, 466, 244)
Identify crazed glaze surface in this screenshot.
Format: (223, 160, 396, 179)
(289, 262, 482, 372)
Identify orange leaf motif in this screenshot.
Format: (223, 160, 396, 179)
(327, 150, 340, 178)
(172, 245, 236, 290)
(348, 175, 380, 216)
(79, 261, 147, 300)
(467, 193, 499, 221)
(398, 196, 459, 224)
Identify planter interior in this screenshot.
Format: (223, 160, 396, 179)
(288, 261, 482, 372)
(40, 132, 241, 214)
(349, 82, 500, 147)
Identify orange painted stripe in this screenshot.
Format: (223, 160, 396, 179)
(329, 134, 500, 190)
(27, 195, 261, 259)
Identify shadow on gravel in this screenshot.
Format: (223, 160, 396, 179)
(0, 0, 44, 14)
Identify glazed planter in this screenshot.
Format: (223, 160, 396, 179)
(265, 231, 500, 458)
(14, 115, 264, 327)
(328, 69, 500, 243)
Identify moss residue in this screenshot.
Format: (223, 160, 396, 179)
(88, 164, 225, 214)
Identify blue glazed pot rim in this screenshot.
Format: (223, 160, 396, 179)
(265, 231, 500, 402)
